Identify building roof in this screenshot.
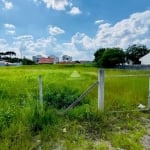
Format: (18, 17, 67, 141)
(38, 58, 54, 64)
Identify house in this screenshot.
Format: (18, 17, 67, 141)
(62, 55, 72, 62)
(38, 58, 55, 64)
(140, 53, 150, 65)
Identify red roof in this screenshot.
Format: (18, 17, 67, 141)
(38, 58, 54, 64)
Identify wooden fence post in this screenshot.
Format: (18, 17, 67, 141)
(98, 69, 104, 111)
(148, 77, 150, 110)
(39, 75, 43, 107)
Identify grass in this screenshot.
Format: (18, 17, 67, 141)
(0, 64, 149, 149)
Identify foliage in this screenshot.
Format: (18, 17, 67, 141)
(126, 44, 150, 64)
(94, 48, 125, 68)
(0, 51, 16, 57)
(110, 131, 144, 150)
(44, 86, 89, 109)
(94, 48, 105, 66)
(2, 57, 22, 63)
(0, 107, 15, 131)
(22, 57, 35, 65)
(0, 51, 21, 63)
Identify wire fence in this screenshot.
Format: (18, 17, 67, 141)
(60, 70, 150, 113)
(0, 70, 150, 111)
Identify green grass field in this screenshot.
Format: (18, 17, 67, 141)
(0, 64, 150, 149)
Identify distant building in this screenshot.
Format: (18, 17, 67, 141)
(62, 55, 72, 62)
(139, 53, 150, 65)
(48, 55, 59, 64)
(32, 55, 43, 63)
(38, 58, 55, 64)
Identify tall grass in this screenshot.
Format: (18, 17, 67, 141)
(0, 65, 149, 149)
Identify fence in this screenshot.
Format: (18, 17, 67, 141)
(117, 65, 150, 70)
(38, 69, 150, 113)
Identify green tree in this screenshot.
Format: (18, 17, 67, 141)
(126, 44, 149, 64)
(22, 57, 35, 65)
(94, 48, 125, 68)
(101, 48, 125, 68)
(5, 51, 16, 58)
(94, 48, 105, 66)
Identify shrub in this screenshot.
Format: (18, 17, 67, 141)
(0, 108, 15, 131)
(44, 86, 89, 109)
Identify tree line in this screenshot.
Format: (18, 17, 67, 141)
(0, 51, 34, 65)
(0, 51, 19, 63)
(94, 44, 150, 68)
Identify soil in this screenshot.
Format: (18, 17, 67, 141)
(140, 117, 150, 150)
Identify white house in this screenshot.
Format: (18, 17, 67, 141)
(140, 53, 150, 65)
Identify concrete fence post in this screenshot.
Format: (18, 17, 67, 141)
(98, 69, 104, 111)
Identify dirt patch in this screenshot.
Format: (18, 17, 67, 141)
(140, 117, 150, 150)
(141, 135, 150, 150)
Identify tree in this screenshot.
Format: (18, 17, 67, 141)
(94, 48, 105, 66)
(126, 44, 149, 64)
(22, 57, 35, 65)
(0, 52, 5, 59)
(101, 48, 125, 68)
(5, 51, 16, 58)
(94, 48, 125, 68)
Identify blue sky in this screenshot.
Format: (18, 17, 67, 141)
(0, 0, 150, 60)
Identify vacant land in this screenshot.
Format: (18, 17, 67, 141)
(0, 64, 149, 150)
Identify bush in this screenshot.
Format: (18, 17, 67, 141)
(44, 86, 89, 109)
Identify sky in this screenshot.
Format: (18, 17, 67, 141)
(0, 0, 150, 60)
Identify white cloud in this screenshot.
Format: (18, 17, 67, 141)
(48, 25, 65, 35)
(94, 10, 150, 49)
(33, 0, 42, 5)
(58, 42, 93, 60)
(4, 1, 13, 9)
(6, 30, 16, 35)
(2, 0, 13, 10)
(4, 23, 16, 35)
(71, 32, 95, 50)
(33, 0, 83, 15)
(95, 20, 104, 25)
(0, 39, 8, 51)
(68, 7, 81, 15)
(14, 35, 34, 41)
(12, 35, 59, 58)
(4, 23, 15, 29)
(56, 10, 150, 60)
(1, 10, 150, 61)
(42, 0, 69, 10)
